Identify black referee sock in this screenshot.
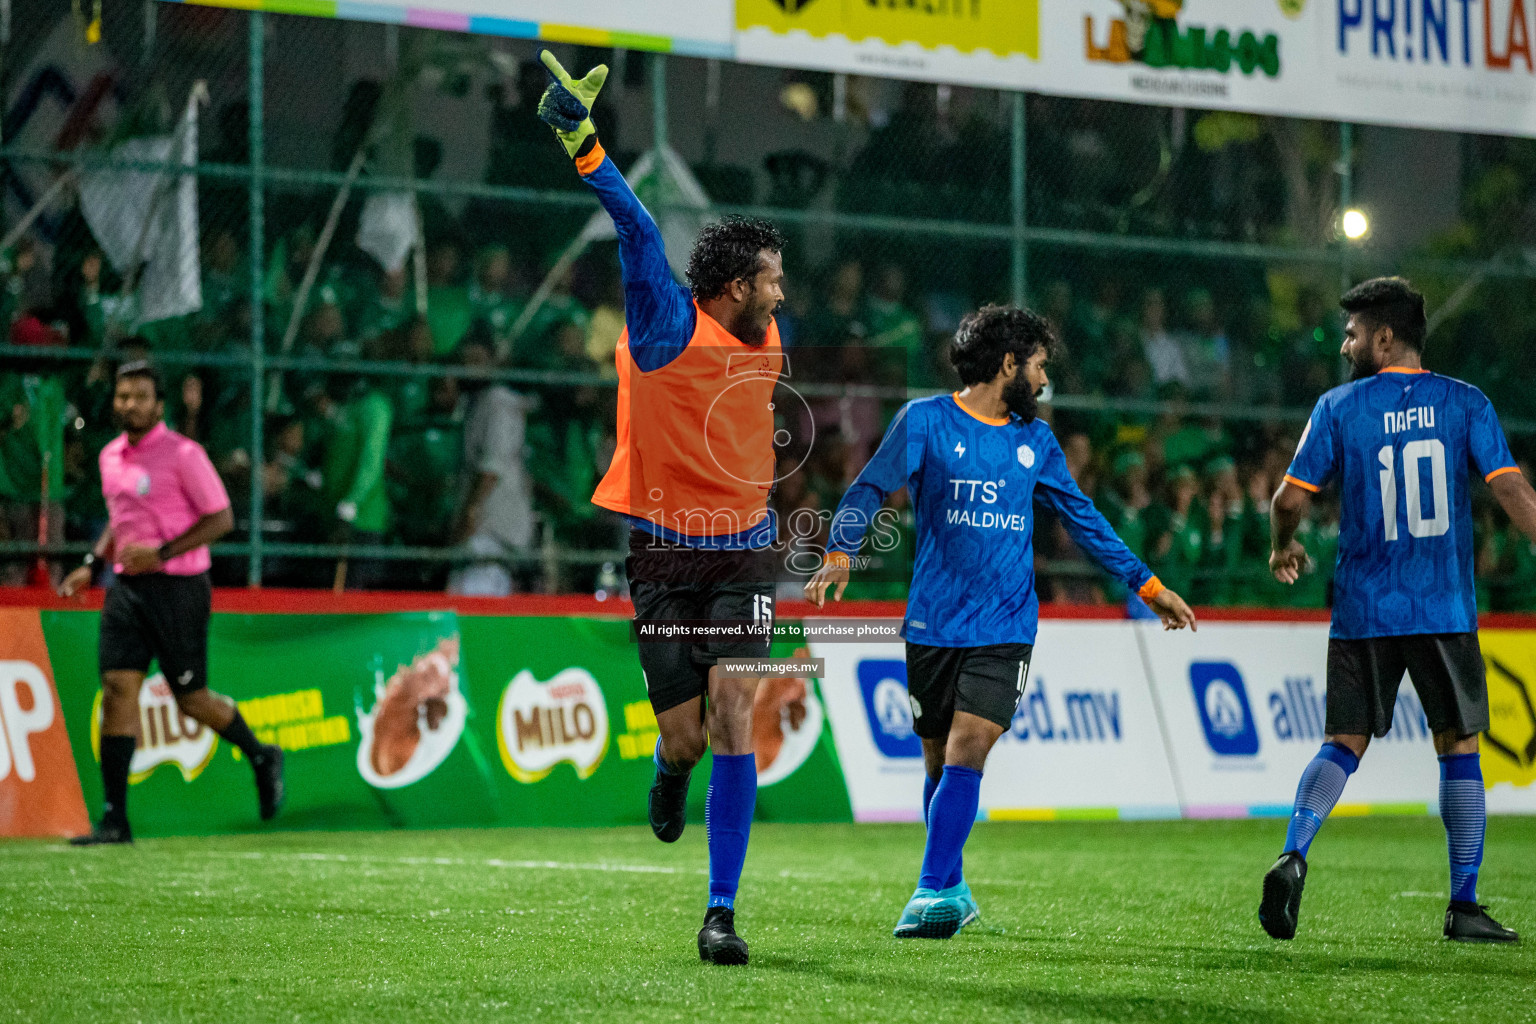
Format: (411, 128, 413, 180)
(99, 734, 135, 828)
(218, 710, 267, 763)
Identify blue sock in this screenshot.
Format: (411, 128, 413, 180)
(917, 765, 981, 892)
(654, 739, 687, 777)
(1439, 752, 1484, 904)
(706, 753, 757, 911)
(1283, 742, 1359, 859)
(921, 774, 965, 890)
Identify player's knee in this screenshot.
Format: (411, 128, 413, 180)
(706, 679, 757, 726)
(101, 672, 140, 705)
(174, 689, 222, 725)
(944, 734, 993, 771)
(173, 691, 204, 716)
(1433, 730, 1478, 757)
(660, 730, 707, 768)
(1325, 733, 1370, 759)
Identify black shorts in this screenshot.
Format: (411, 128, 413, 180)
(98, 572, 212, 695)
(905, 642, 1033, 739)
(626, 531, 775, 715)
(1326, 633, 1488, 739)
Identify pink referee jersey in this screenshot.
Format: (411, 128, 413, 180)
(100, 422, 231, 576)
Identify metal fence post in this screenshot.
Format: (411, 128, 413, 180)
(651, 52, 668, 154)
(247, 11, 266, 587)
(1338, 120, 1353, 294)
(1011, 91, 1027, 308)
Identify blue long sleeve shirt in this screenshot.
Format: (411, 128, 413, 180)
(580, 143, 772, 550)
(828, 394, 1156, 646)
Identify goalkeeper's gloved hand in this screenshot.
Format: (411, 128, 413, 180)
(537, 50, 609, 160)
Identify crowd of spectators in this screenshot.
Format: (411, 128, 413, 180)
(0, 207, 624, 594)
(1, 211, 1533, 608)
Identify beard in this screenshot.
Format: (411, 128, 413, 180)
(727, 292, 779, 347)
(113, 409, 158, 434)
(1003, 374, 1039, 421)
(1347, 348, 1380, 382)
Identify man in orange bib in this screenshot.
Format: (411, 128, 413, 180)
(539, 52, 786, 966)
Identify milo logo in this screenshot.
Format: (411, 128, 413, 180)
(496, 668, 609, 783)
(91, 675, 218, 783)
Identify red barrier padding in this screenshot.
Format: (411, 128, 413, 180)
(5, 584, 1536, 628)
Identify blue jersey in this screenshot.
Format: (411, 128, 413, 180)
(1285, 368, 1518, 640)
(828, 393, 1155, 647)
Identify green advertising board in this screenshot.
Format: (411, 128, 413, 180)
(41, 611, 852, 837)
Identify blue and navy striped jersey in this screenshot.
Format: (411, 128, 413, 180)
(1285, 368, 1519, 640)
(828, 393, 1155, 647)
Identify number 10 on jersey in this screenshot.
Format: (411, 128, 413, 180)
(1378, 439, 1449, 541)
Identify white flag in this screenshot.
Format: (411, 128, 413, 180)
(79, 85, 204, 326)
(356, 191, 421, 275)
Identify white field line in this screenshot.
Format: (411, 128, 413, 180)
(43, 846, 697, 875)
(1393, 890, 1536, 904)
(39, 846, 836, 881)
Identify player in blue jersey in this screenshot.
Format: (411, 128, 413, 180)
(1261, 277, 1536, 943)
(805, 304, 1197, 939)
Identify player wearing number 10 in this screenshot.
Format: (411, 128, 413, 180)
(1262, 277, 1536, 943)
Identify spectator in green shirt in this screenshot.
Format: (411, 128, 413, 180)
(352, 266, 412, 354)
(468, 245, 521, 353)
(388, 369, 463, 552)
(0, 361, 68, 585)
(1192, 455, 1246, 605)
(864, 262, 927, 387)
(321, 373, 394, 589)
(1098, 449, 1152, 558)
(426, 241, 475, 358)
(1144, 463, 1202, 599)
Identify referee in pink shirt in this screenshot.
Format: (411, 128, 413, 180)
(59, 361, 285, 844)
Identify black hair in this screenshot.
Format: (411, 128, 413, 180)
(685, 216, 786, 300)
(1340, 276, 1426, 351)
(114, 359, 163, 400)
(947, 304, 1058, 387)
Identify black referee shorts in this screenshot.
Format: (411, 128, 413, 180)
(98, 572, 213, 696)
(1326, 632, 1488, 739)
(905, 641, 1033, 739)
(626, 530, 774, 716)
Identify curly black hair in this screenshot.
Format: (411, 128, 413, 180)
(685, 216, 786, 300)
(948, 304, 1058, 387)
(1340, 276, 1426, 350)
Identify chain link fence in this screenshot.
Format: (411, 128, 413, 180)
(1, 1, 1534, 609)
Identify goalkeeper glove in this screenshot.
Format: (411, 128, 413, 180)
(537, 50, 609, 160)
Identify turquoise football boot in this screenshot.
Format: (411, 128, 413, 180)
(938, 880, 980, 930)
(893, 887, 965, 939)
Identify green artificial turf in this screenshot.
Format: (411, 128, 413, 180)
(2, 818, 1533, 1023)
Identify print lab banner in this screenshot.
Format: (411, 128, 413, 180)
(160, 0, 734, 56)
(38, 611, 849, 838)
(739, 0, 1536, 138)
(809, 621, 1183, 822)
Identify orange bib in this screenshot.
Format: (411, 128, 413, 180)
(592, 304, 782, 539)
